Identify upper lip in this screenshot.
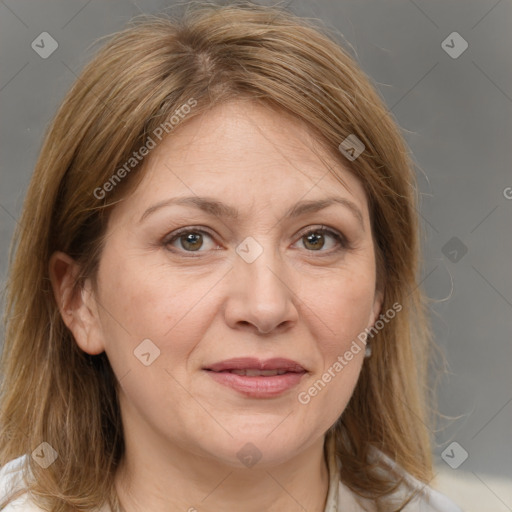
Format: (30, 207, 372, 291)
(204, 357, 306, 373)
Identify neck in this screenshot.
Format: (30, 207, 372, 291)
(114, 433, 330, 512)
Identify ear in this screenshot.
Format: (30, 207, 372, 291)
(368, 288, 384, 327)
(49, 251, 105, 355)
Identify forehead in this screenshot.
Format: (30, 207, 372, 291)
(113, 99, 369, 223)
(152, 99, 342, 179)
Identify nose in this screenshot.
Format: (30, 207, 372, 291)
(223, 245, 299, 335)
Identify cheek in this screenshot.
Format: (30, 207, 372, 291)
(96, 251, 220, 371)
(309, 265, 377, 355)
(297, 270, 373, 428)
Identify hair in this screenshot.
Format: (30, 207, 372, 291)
(0, 1, 434, 510)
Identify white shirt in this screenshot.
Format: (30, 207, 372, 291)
(322, 435, 463, 511)
(1, 438, 463, 511)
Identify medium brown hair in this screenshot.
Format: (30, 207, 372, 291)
(0, 2, 433, 510)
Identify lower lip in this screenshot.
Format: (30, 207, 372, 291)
(205, 370, 306, 398)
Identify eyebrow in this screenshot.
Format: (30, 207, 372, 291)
(139, 195, 365, 230)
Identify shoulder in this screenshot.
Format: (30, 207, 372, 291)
(0, 455, 112, 512)
(334, 449, 464, 512)
(0, 454, 44, 511)
(397, 479, 464, 511)
(363, 448, 463, 512)
(337, 478, 464, 512)
(378, 450, 463, 511)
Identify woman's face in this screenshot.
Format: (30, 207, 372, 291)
(74, 99, 382, 467)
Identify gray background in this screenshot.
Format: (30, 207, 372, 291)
(1, 0, 511, 509)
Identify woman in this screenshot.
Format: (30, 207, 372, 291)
(0, 2, 462, 511)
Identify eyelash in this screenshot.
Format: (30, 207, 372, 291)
(163, 225, 350, 257)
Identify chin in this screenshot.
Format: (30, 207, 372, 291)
(198, 424, 313, 469)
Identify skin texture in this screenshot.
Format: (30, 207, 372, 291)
(50, 99, 383, 512)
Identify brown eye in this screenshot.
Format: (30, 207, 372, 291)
(295, 227, 347, 253)
(302, 231, 326, 251)
(179, 232, 203, 251)
(165, 229, 217, 253)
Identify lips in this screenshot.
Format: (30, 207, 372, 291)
(203, 358, 307, 398)
(228, 369, 288, 376)
(204, 357, 306, 374)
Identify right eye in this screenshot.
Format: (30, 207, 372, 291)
(163, 228, 221, 254)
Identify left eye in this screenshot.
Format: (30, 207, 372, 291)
(293, 227, 346, 252)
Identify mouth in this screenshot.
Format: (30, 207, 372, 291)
(204, 357, 306, 373)
(216, 368, 291, 376)
(203, 358, 307, 398)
